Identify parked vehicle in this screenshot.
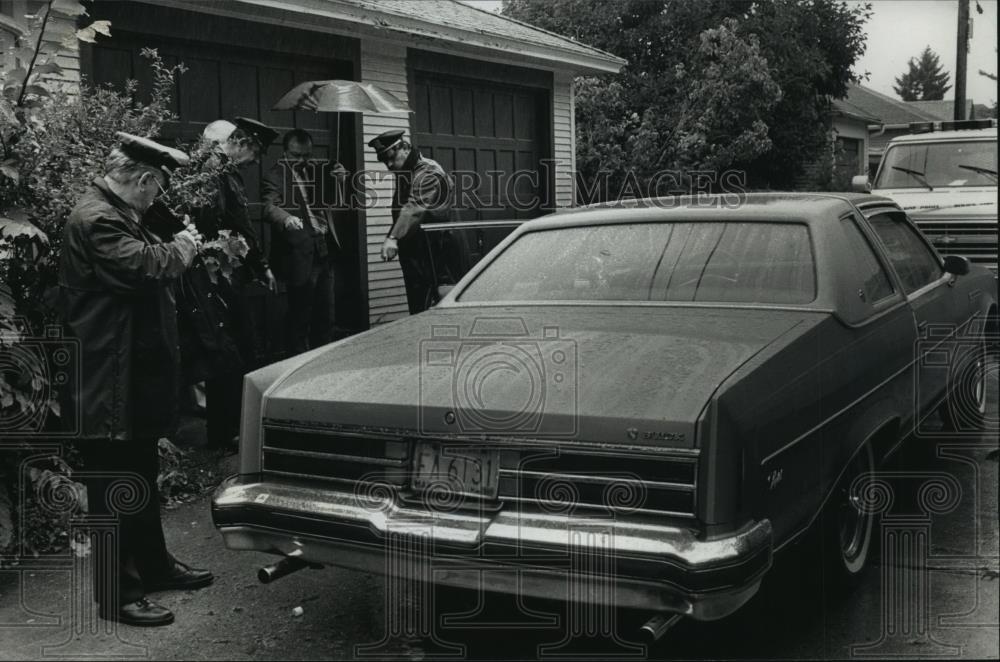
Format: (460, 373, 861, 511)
(856, 120, 998, 274)
(213, 193, 996, 628)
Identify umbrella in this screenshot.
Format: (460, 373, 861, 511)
(273, 80, 412, 162)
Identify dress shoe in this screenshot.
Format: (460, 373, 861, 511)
(100, 597, 174, 627)
(146, 560, 214, 592)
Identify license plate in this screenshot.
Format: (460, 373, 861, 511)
(411, 443, 500, 499)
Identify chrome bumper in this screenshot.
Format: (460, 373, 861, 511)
(212, 475, 772, 621)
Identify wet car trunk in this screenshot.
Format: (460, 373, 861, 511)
(259, 305, 811, 450)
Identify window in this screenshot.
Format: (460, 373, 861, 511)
(459, 222, 817, 304)
(874, 139, 998, 189)
(867, 213, 942, 294)
(840, 216, 894, 303)
(835, 137, 863, 177)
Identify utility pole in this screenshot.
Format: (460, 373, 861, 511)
(954, 0, 970, 120)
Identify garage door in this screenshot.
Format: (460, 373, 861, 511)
(89, 33, 365, 360)
(412, 72, 548, 221)
(90, 34, 343, 213)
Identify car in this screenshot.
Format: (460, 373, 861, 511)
(212, 192, 997, 631)
(855, 120, 998, 274)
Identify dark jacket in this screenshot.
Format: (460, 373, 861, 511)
(389, 150, 454, 240)
(145, 202, 245, 385)
(261, 160, 342, 287)
(191, 157, 268, 282)
(389, 151, 463, 313)
(58, 178, 192, 441)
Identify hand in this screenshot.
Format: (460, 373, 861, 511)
(283, 215, 304, 231)
(182, 219, 203, 248)
(174, 230, 199, 266)
(329, 162, 349, 181)
(264, 267, 277, 293)
(381, 236, 398, 261)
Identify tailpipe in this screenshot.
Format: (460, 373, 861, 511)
(258, 556, 310, 584)
(639, 613, 683, 642)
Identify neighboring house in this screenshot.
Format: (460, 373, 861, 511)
(907, 98, 977, 121)
(830, 97, 879, 180)
(838, 84, 942, 174)
(793, 96, 878, 190)
(2, 0, 624, 341)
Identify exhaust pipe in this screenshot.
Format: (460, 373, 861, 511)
(639, 613, 683, 642)
(258, 556, 310, 584)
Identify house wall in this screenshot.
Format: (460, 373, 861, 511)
(0, 1, 80, 92)
(552, 70, 575, 208)
(831, 116, 869, 176)
(360, 38, 412, 323)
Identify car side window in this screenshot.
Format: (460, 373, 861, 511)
(840, 216, 895, 303)
(866, 213, 943, 295)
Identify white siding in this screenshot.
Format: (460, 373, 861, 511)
(552, 70, 576, 208)
(0, 2, 80, 92)
(360, 38, 411, 326)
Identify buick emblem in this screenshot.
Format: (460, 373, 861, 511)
(444, 411, 457, 425)
(626, 427, 639, 441)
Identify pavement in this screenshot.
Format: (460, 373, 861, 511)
(1, 373, 997, 660)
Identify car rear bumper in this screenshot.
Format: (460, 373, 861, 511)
(212, 475, 772, 621)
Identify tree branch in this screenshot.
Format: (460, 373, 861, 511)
(16, 1, 54, 108)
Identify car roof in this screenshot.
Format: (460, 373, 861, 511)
(549, 192, 894, 227)
(888, 128, 997, 143)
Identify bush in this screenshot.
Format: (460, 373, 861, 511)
(1, 1, 233, 558)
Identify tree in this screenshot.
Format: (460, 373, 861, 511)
(502, 0, 871, 194)
(893, 46, 952, 101)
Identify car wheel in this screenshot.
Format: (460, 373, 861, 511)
(823, 442, 875, 589)
(939, 335, 987, 433)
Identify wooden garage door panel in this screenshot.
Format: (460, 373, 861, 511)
(221, 62, 258, 119)
(414, 73, 545, 221)
(179, 57, 220, 123)
(258, 66, 295, 129)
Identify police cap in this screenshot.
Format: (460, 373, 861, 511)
(367, 129, 405, 156)
(233, 116, 279, 150)
(115, 132, 190, 173)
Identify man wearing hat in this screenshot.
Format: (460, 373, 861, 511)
(184, 116, 278, 449)
(60, 133, 214, 626)
(368, 129, 454, 314)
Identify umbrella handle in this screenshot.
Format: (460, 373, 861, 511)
(334, 111, 340, 166)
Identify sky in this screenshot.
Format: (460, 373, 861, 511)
(461, 0, 999, 105)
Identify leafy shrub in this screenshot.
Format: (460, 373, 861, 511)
(1, 1, 236, 558)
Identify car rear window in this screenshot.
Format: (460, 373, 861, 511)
(458, 222, 816, 304)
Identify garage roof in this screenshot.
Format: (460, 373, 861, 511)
(207, 0, 626, 74)
(341, 0, 625, 72)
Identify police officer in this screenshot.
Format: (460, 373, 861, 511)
(186, 117, 278, 448)
(60, 133, 213, 626)
(368, 129, 454, 314)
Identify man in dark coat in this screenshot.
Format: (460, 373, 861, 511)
(59, 133, 214, 626)
(183, 117, 277, 448)
(262, 128, 345, 354)
(368, 130, 454, 314)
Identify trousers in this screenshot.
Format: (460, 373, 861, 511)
(79, 439, 173, 610)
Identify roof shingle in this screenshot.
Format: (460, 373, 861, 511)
(338, 0, 625, 65)
(840, 83, 939, 125)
